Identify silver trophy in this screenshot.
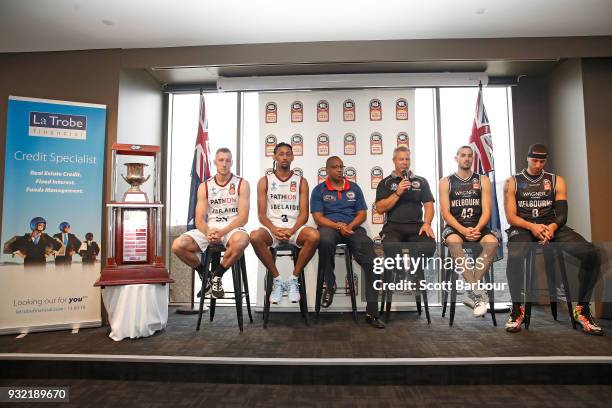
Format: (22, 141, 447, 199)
(121, 162, 150, 202)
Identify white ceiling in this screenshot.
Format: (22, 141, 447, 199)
(1, 0, 612, 53)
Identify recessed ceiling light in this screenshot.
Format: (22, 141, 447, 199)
(475, 8, 486, 15)
(102, 19, 115, 26)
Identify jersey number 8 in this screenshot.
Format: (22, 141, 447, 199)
(532, 208, 539, 218)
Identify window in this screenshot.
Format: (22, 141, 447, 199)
(167, 86, 515, 305)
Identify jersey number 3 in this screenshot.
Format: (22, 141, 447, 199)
(281, 214, 289, 223)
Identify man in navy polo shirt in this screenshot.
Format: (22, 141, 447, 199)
(311, 156, 384, 329)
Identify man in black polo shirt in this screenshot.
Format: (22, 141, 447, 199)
(375, 146, 436, 299)
(311, 156, 384, 328)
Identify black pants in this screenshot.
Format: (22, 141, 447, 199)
(55, 255, 73, 265)
(317, 226, 379, 316)
(506, 225, 600, 304)
(381, 222, 437, 281)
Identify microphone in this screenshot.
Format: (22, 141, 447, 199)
(401, 170, 408, 179)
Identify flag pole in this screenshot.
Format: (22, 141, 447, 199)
(177, 89, 209, 315)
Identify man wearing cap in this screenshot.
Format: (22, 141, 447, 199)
(375, 146, 437, 309)
(311, 156, 384, 328)
(53, 222, 81, 266)
(503, 143, 603, 335)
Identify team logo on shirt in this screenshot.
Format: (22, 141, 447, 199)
(317, 100, 329, 122)
(346, 191, 356, 201)
(396, 98, 408, 120)
(291, 100, 303, 122)
(369, 98, 382, 121)
(229, 183, 236, 195)
(265, 102, 277, 123)
(472, 178, 481, 189)
(323, 194, 337, 202)
(390, 182, 398, 191)
(290, 181, 297, 192)
(211, 186, 218, 196)
(411, 180, 421, 189)
(291, 134, 303, 156)
(270, 181, 278, 191)
(343, 99, 355, 121)
(543, 179, 551, 190)
(265, 134, 277, 157)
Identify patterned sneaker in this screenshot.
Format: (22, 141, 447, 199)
(462, 291, 476, 309)
(573, 305, 604, 336)
(210, 275, 224, 299)
(505, 305, 525, 333)
(286, 276, 301, 303)
(473, 291, 488, 317)
(269, 277, 284, 304)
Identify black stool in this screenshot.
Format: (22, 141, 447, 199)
(196, 244, 253, 332)
(314, 243, 358, 324)
(524, 245, 576, 330)
(441, 245, 497, 326)
(379, 249, 431, 324)
(263, 243, 308, 328)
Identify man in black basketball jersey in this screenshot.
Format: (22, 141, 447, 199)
(503, 144, 602, 335)
(439, 146, 498, 317)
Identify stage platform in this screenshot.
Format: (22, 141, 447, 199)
(1, 305, 612, 388)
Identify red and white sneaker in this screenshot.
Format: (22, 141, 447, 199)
(505, 305, 525, 333)
(573, 305, 604, 336)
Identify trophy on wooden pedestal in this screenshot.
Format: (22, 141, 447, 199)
(95, 144, 173, 287)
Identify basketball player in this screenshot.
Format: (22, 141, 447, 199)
(503, 144, 602, 335)
(439, 146, 498, 317)
(172, 148, 250, 299)
(250, 143, 320, 304)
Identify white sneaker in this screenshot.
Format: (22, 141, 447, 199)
(211, 275, 224, 299)
(462, 291, 476, 309)
(286, 276, 301, 303)
(269, 277, 284, 304)
(473, 291, 488, 317)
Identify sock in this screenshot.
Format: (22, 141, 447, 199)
(195, 263, 206, 277)
(213, 264, 229, 277)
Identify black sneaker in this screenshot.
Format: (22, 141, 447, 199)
(365, 314, 385, 329)
(196, 275, 212, 298)
(321, 283, 336, 308)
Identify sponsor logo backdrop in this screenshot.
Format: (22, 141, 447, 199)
(257, 90, 415, 310)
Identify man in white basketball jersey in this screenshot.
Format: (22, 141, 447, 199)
(250, 143, 320, 304)
(172, 148, 250, 299)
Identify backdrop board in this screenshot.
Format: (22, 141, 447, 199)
(1, 96, 106, 335)
(257, 90, 416, 311)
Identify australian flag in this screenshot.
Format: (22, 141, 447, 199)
(469, 85, 504, 260)
(187, 93, 212, 231)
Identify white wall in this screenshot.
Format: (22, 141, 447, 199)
(117, 69, 163, 145)
(547, 59, 591, 239)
